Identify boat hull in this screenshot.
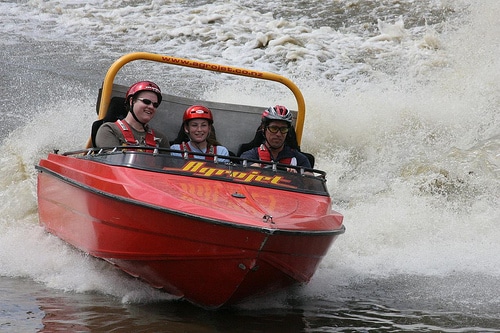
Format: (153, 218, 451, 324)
(37, 152, 344, 308)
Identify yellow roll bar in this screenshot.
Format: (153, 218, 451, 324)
(91, 52, 306, 147)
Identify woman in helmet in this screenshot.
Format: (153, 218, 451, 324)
(239, 105, 311, 171)
(95, 80, 170, 148)
(170, 105, 229, 161)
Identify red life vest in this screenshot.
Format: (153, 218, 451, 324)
(180, 141, 217, 161)
(115, 119, 158, 147)
(257, 144, 296, 165)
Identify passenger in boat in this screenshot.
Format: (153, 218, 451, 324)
(95, 81, 170, 148)
(239, 105, 311, 172)
(170, 105, 230, 162)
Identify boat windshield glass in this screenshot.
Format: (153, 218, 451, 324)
(70, 148, 330, 195)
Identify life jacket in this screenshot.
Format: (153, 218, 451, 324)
(115, 119, 158, 147)
(180, 141, 217, 161)
(257, 144, 297, 165)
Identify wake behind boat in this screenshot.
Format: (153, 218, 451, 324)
(36, 52, 345, 309)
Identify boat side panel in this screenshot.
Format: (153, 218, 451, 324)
(37, 171, 267, 257)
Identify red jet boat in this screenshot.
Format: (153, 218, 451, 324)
(36, 52, 345, 309)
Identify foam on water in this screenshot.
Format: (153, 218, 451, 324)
(0, 0, 465, 82)
(0, 98, 169, 302)
(0, 0, 498, 305)
(311, 0, 500, 278)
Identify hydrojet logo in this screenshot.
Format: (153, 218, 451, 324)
(179, 161, 293, 186)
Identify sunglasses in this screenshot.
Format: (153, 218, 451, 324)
(137, 98, 160, 108)
(266, 125, 289, 134)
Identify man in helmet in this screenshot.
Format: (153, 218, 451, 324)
(170, 105, 229, 162)
(95, 81, 170, 148)
(240, 105, 311, 172)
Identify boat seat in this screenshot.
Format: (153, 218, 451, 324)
(90, 96, 127, 147)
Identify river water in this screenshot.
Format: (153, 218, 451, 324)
(1, 0, 499, 332)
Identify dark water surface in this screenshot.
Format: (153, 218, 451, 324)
(3, 273, 499, 332)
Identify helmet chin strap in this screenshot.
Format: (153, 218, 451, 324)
(130, 101, 147, 130)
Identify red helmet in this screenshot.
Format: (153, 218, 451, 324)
(261, 105, 293, 124)
(125, 81, 162, 104)
(183, 105, 213, 124)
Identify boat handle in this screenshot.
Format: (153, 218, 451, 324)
(262, 214, 274, 224)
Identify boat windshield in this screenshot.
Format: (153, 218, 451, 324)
(64, 147, 331, 196)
